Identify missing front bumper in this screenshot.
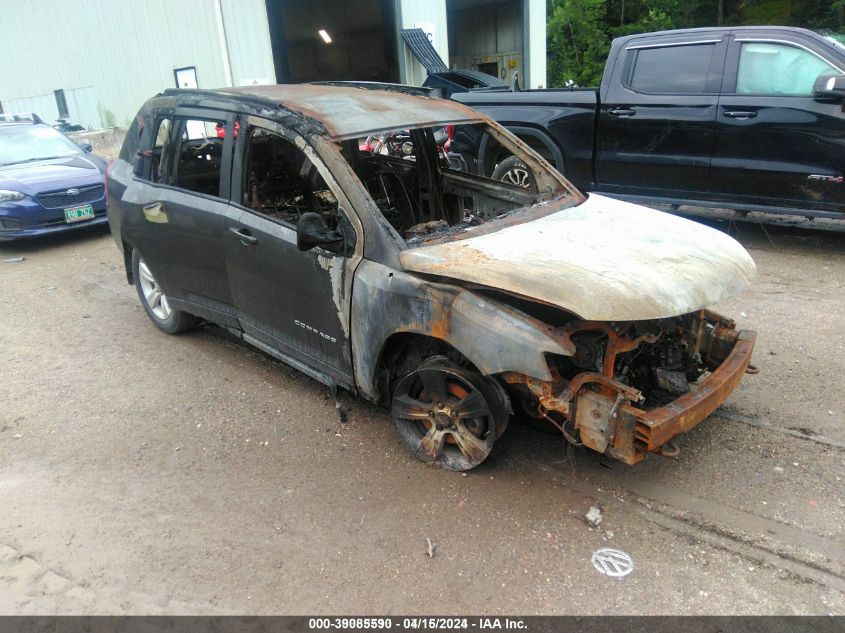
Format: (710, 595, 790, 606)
(600, 330, 756, 464)
(503, 321, 757, 464)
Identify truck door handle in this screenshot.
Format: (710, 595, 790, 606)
(230, 227, 258, 246)
(723, 111, 757, 119)
(608, 108, 636, 117)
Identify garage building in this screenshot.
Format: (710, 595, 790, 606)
(0, 0, 546, 129)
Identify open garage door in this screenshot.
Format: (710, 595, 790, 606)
(447, 0, 525, 87)
(265, 0, 399, 83)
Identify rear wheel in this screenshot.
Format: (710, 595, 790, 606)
(390, 358, 506, 471)
(492, 156, 534, 189)
(132, 249, 198, 334)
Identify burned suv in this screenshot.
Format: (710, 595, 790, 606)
(107, 84, 756, 471)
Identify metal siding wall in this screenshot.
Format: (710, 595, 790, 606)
(66, 87, 103, 130)
(525, 0, 546, 88)
(396, 0, 449, 86)
(2, 94, 60, 124)
(449, 1, 524, 86)
(220, 0, 277, 85)
(0, 0, 275, 127)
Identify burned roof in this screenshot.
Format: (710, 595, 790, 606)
(218, 84, 485, 140)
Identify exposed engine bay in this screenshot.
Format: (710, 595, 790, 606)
(500, 309, 752, 464)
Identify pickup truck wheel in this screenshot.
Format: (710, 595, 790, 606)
(391, 360, 499, 471)
(132, 250, 198, 334)
(492, 156, 534, 189)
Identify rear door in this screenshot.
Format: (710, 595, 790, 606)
(596, 33, 728, 198)
(711, 32, 845, 214)
(122, 108, 238, 326)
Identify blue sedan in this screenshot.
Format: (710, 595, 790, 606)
(0, 122, 109, 240)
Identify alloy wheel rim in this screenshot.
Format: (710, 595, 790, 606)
(391, 365, 495, 471)
(138, 258, 172, 320)
(502, 166, 530, 188)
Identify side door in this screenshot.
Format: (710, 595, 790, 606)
(596, 34, 727, 198)
(225, 116, 362, 386)
(712, 33, 845, 214)
(123, 108, 238, 327)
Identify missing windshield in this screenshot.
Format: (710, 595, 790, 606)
(339, 122, 576, 245)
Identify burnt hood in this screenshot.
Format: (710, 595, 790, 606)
(399, 194, 756, 321)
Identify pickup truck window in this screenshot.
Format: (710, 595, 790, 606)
(736, 42, 839, 95)
(629, 43, 716, 94)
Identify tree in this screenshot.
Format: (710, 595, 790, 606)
(607, 0, 681, 36)
(547, 0, 609, 87)
(545, 0, 843, 89)
(547, 0, 681, 87)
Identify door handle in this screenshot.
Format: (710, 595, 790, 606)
(229, 226, 258, 246)
(142, 202, 167, 223)
(143, 202, 165, 213)
(608, 108, 636, 117)
(723, 111, 757, 119)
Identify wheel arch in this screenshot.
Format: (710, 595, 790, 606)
(122, 239, 135, 285)
(479, 125, 565, 176)
(351, 261, 574, 404)
(373, 332, 475, 403)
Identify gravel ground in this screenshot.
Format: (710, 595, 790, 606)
(0, 217, 843, 615)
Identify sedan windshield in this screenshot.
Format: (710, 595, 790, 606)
(0, 125, 83, 166)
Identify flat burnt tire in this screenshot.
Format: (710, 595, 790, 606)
(390, 360, 500, 471)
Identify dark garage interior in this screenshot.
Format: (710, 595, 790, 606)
(265, 0, 399, 83)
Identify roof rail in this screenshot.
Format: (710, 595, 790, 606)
(309, 81, 435, 97)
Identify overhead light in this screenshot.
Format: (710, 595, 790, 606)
(318, 29, 332, 44)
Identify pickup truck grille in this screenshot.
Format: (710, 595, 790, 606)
(36, 184, 104, 208)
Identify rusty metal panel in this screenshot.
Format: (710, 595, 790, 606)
(399, 194, 757, 321)
(221, 84, 484, 139)
(513, 323, 757, 464)
(350, 261, 576, 401)
(632, 330, 757, 450)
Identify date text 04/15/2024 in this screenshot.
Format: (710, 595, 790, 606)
(308, 618, 527, 630)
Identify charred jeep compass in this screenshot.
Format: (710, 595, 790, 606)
(107, 84, 756, 471)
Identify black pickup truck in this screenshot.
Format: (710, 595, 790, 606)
(454, 26, 845, 218)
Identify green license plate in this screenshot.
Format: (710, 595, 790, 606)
(64, 204, 95, 223)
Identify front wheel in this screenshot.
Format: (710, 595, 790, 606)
(390, 358, 507, 471)
(132, 249, 198, 334)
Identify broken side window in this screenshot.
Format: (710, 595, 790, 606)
(170, 118, 225, 197)
(241, 126, 350, 248)
(135, 116, 174, 184)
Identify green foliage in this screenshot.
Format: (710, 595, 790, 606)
(606, 0, 682, 36)
(546, 0, 844, 88)
(547, 0, 609, 87)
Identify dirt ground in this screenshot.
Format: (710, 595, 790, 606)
(0, 213, 843, 615)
